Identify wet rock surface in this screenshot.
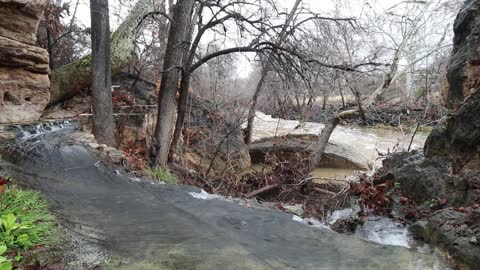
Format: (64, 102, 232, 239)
(384, 150, 480, 269)
(410, 208, 480, 270)
(0, 0, 50, 123)
(0, 126, 449, 270)
(250, 134, 371, 170)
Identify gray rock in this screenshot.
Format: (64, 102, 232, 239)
(384, 151, 456, 204)
(250, 134, 371, 170)
(424, 0, 480, 172)
(384, 151, 480, 206)
(282, 204, 304, 216)
(410, 208, 480, 270)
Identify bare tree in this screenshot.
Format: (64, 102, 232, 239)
(244, 0, 303, 147)
(90, 0, 115, 145)
(152, 0, 196, 168)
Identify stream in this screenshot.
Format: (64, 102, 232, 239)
(0, 121, 452, 269)
(248, 111, 429, 178)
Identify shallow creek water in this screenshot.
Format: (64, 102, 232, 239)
(0, 121, 452, 269)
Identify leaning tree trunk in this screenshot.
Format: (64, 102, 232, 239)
(362, 48, 401, 109)
(244, 67, 268, 147)
(90, 0, 115, 146)
(306, 110, 358, 170)
(152, 0, 195, 168)
(49, 0, 157, 105)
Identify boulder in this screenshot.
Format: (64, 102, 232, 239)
(410, 208, 480, 270)
(250, 134, 371, 170)
(383, 151, 457, 204)
(384, 151, 480, 206)
(0, 68, 50, 123)
(0, 0, 50, 124)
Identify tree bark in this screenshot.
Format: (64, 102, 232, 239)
(49, 0, 158, 105)
(171, 6, 200, 152)
(90, 0, 115, 146)
(307, 117, 339, 170)
(307, 110, 358, 170)
(362, 48, 401, 109)
(244, 67, 268, 147)
(151, 0, 195, 168)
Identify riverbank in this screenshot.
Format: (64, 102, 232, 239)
(263, 97, 445, 129)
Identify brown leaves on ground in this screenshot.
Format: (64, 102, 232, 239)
(112, 90, 135, 107)
(179, 151, 345, 218)
(122, 140, 147, 171)
(349, 175, 394, 218)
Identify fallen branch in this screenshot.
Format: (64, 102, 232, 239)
(314, 188, 337, 197)
(245, 184, 280, 198)
(407, 122, 420, 152)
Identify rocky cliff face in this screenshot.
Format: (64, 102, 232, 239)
(0, 0, 50, 123)
(425, 0, 480, 172)
(443, 0, 480, 109)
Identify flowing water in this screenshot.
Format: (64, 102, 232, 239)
(0, 121, 452, 269)
(248, 111, 429, 178)
(246, 112, 450, 268)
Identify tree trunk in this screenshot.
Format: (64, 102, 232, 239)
(362, 48, 401, 109)
(46, 28, 54, 70)
(307, 110, 358, 170)
(244, 67, 268, 147)
(171, 7, 199, 152)
(151, 0, 195, 168)
(49, 0, 157, 105)
(90, 0, 115, 146)
(244, 0, 303, 147)
(307, 117, 340, 170)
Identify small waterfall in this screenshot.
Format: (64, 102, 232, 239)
(6, 120, 80, 140)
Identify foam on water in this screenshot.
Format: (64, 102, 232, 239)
(327, 207, 411, 247)
(16, 120, 76, 139)
(189, 189, 225, 200)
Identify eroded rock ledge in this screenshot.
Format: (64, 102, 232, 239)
(0, 0, 50, 123)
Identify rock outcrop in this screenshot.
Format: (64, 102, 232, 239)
(442, 0, 480, 109)
(384, 150, 480, 206)
(0, 0, 50, 123)
(425, 0, 480, 172)
(250, 134, 371, 170)
(410, 208, 480, 270)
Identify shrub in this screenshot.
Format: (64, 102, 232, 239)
(0, 185, 56, 269)
(144, 166, 178, 184)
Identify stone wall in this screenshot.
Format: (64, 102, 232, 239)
(0, 0, 50, 123)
